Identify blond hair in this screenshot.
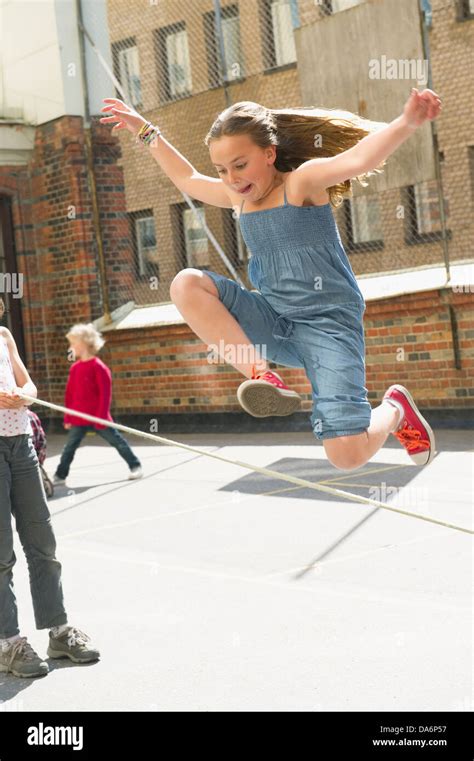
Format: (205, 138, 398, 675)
(204, 101, 388, 208)
(66, 323, 105, 355)
(0, 298, 5, 320)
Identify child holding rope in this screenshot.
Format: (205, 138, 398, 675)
(100, 87, 441, 470)
(0, 299, 100, 678)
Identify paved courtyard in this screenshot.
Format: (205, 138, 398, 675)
(0, 428, 472, 712)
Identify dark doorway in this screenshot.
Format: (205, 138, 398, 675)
(0, 195, 26, 360)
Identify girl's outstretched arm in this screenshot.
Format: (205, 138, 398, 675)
(295, 88, 442, 192)
(100, 99, 233, 209)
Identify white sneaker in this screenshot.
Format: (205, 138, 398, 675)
(53, 474, 66, 485)
(128, 467, 143, 480)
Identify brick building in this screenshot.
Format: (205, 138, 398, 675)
(0, 0, 473, 432)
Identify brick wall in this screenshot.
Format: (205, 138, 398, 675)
(1, 0, 472, 431)
(105, 0, 474, 292)
(1, 115, 140, 402)
(48, 283, 470, 434)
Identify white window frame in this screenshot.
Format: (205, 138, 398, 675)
(166, 29, 192, 98)
(235, 219, 249, 262)
(413, 181, 445, 235)
(118, 45, 142, 107)
(183, 207, 210, 268)
(349, 194, 383, 244)
(222, 14, 243, 81)
(135, 216, 158, 277)
(271, 0, 297, 66)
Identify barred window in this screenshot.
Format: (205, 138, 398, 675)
(456, 0, 474, 19)
(204, 5, 244, 86)
(155, 23, 192, 102)
(166, 29, 192, 98)
(222, 11, 243, 80)
(112, 39, 142, 107)
(261, 0, 298, 70)
(404, 181, 451, 245)
(183, 207, 210, 269)
(413, 180, 448, 235)
(271, 0, 297, 66)
(224, 209, 250, 266)
(346, 195, 383, 247)
(131, 213, 159, 278)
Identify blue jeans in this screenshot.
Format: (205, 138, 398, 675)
(55, 425, 141, 479)
(0, 434, 67, 638)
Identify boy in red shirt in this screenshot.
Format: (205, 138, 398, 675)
(54, 323, 142, 484)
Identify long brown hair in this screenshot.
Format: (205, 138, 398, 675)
(205, 101, 388, 208)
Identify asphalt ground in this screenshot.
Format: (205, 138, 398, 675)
(0, 428, 472, 712)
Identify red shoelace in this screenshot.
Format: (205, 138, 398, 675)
(251, 365, 285, 388)
(393, 422, 430, 452)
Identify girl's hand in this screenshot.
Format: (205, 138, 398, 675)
(64, 423, 72, 430)
(100, 98, 148, 137)
(403, 88, 442, 130)
(0, 390, 26, 409)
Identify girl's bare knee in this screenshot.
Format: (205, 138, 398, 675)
(323, 436, 365, 470)
(170, 269, 218, 302)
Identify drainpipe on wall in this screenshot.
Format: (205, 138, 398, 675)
(75, 0, 111, 324)
(419, 0, 459, 370)
(418, 0, 451, 284)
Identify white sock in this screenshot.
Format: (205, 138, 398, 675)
(384, 399, 405, 430)
(0, 634, 22, 651)
(50, 623, 69, 637)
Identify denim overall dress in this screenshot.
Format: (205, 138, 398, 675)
(202, 182, 372, 440)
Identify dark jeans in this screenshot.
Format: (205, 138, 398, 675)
(55, 425, 141, 479)
(0, 434, 67, 638)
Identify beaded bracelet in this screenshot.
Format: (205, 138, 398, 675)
(136, 121, 162, 146)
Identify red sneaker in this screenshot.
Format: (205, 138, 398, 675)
(237, 365, 302, 418)
(383, 384, 436, 465)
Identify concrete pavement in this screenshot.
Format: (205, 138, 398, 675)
(0, 428, 472, 712)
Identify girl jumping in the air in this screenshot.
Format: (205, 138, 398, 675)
(100, 87, 441, 471)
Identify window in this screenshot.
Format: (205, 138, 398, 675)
(223, 209, 250, 267)
(0, 212, 7, 327)
(130, 212, 159, 278)
(345, 195, 383, 250)
(112, 39, 142, 107)
(155, 23, 192, 102)
(235, 221, 249, 262)
(183, 207, 210, 268)
(405, 181, 451, 244)
(457, 0, 474, 21)
(0, 196, 26, 356)
(271, 0, 297, 66)
(166, 29, 192, 98)
(413, 180, 448, 235)
(261, 0, 298, 70)
(222, 13, 243, 80)
(326, 0, 365, 12)
(204, 5, 244, 87)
